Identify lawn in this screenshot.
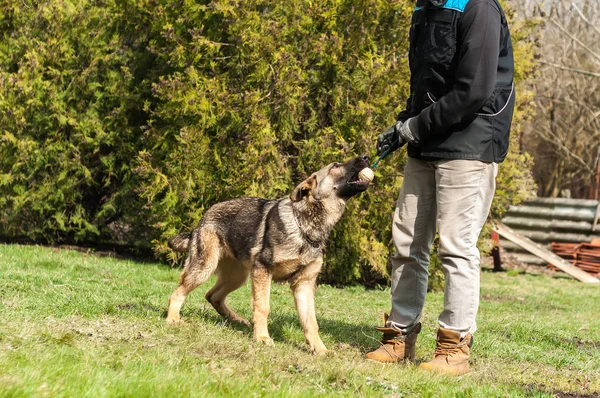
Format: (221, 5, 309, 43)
(0, 244, 598, 397)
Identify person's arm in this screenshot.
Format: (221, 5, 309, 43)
(407, 0, 502, 144)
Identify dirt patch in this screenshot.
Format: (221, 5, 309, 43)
(574, 339, 600, 349)
(524, 383, 599, 398)
(552, 392, 599, 398)
(481, 294, 527, 303)
(116, 303, 164, 314)
(481, 295, 509, 303)
(116, 303, 137, 311)
(45, 316, 158, 344)
(561, 337, 600, 351)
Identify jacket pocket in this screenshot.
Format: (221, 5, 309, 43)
(426, 91, 437, 104)
(475, 83, 514, 116)
(474, 83, 516, 162)
(424, 10, 457, 70)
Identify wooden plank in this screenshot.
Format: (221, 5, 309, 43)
(494, 223, 600, 284)
(593, 203, 600, 232)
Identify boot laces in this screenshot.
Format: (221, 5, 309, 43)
(433, 341, 466, 357)
(380, 326, 418, 346)
(378, 333, 409, 359)
(381, 334, 406, 345)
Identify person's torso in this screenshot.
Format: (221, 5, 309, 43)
(406, 0, 515, 163)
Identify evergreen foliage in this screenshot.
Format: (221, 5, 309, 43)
(0, 0, 537, 286)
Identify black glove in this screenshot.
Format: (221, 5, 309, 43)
(376, 121, 406, 156)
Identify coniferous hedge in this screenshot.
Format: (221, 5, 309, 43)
(0, 0, 537, 286)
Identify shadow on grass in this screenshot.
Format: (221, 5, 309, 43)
(1, 239, 160, 265)
(176, 306, 379, 353)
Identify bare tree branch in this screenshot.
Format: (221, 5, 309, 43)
(571, 2, 600, 36)
(550, 18, 600, 63)
(534, 128, 595, 175)
(538, 60, 600, 78)
(521, 0, 599, 198)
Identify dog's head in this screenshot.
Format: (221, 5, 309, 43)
(290, 155, 371, 203)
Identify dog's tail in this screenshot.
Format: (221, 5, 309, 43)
(168, 233, 191, 253)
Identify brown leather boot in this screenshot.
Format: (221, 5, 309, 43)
(418, 327, 472, 376)
(365, 314, 421, 363)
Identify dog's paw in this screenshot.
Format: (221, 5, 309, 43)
(231, 317, 251, 328)
(312, 347, 331, 356)
(240, 320, 252, 328)
(255, 335, 274, 346)
(166, 317, 184, 325)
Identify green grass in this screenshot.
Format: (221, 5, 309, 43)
(0, 244, 599, 397)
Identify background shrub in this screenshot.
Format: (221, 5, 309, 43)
(0, 0, 536, 287)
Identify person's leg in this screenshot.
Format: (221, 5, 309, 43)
(436, 159, 497, 334)
(387, 157, 438, 331)
(419, 159, 497, 375)
(366, 157, 437, 363)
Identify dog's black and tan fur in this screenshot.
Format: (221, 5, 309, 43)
(166, 156, 371, 354)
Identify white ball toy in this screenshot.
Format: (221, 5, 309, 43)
(358, 167, 374, 182)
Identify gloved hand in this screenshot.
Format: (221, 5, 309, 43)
(377, 118, 421, 156)
(377, 121, 406, 156)
(376, 121, 406, 156)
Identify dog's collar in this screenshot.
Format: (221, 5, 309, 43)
(292, 207, 324, 250)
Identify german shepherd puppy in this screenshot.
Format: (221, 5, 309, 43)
(166, 155, 371, 354)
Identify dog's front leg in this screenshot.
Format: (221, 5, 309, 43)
(291, 278, 329, 355)
(251, 266, 273, 345)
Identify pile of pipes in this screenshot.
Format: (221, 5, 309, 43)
(550, 241, 600, 277)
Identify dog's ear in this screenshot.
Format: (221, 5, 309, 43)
(290, 175, 318, 202)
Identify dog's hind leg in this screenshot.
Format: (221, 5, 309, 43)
(166, 229, 221, 324)
(205, 259, 251, 327)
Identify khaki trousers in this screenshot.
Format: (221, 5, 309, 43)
(388, 157, 498, 334)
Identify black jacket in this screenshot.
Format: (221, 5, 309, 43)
(397, 0, 515, 163)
